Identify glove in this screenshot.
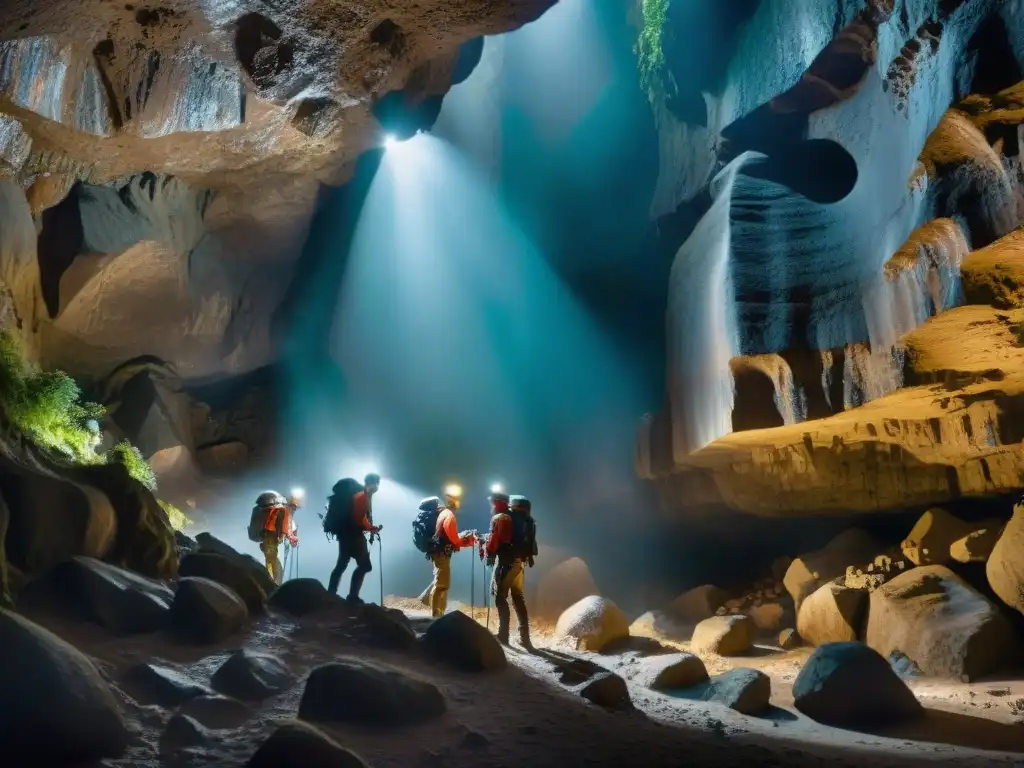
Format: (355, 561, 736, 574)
(528, 557, 535, 568)
(371, 525, 382, 534)
(287, 534, 298, 547)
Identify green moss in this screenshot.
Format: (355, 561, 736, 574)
(110, 440, 157, 491)
(0, 330, 105, 463)
(637, 0, 670, 103)
(158, 499, 191, 532)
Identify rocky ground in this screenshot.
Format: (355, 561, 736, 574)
(5, 527, 1023, 768)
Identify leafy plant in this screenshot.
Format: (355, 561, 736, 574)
(158, 499, 192, 532)
(110, 440, 157, 491)
(637, 0, 670, 104)
(0, 331, 105, 463)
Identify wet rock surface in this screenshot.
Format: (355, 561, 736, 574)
(0, 607, 127, 762)
(170, 576, 248, 644)
(299, 658, 446, 726)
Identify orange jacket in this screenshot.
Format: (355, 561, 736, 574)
(352, 491, 374, 532)
(435, 507, 475, 551)
(486, 512, 513, 557)
(264, 505, 297, 543)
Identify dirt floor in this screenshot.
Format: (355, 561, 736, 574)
(17, 595, 1024, 768)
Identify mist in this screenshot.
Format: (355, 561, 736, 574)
(191, 0, 669, 613)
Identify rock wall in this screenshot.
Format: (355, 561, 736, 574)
(0, 0, 556, 379)
(641, 0, 1024, 516)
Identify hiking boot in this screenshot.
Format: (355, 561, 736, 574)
(518, 633, 535, 652)
(496, 629, 510, 646)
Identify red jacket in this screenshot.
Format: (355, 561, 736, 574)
(435, 507, 475, 551)
(485, 512, 513, 558)
(263, 505, 297, 544)
(352, 491, 374, 532)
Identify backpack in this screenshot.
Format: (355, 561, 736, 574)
(412, 496, 443, 554)
(248, 491, 286, 542)
(322, 477, 363, 537)
(508, 498, 538, 561)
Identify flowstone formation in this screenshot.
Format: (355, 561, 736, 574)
(636, 0, 1024, 515)
(0, 0, 554, 381)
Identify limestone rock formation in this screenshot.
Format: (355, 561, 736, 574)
(125, 662, 212, 707)
(554, 595, 630, 652)
(299, 658, 446, 725)
(247, 721, 368, 768)
(421, 610, 507, 671)
(865, 565, 1019, 681)
(796, 581, 867, 647)
(179, 550, 268, 614)
(783, 529, 878, 610)
(211, 648, 294, 701)
(638, 0, 1024, 516)
(690, 615, 754, 656)
(29, 555, 174, 634)
(793, 642, 922, 727)
(986, 504, 1024, 616)
(577, 671, 633, 710)
(629, 609, 691, 644)
(900, 508, 975, 566)
(698, 668, 771, 716)
(170, 575, 248, 644)
(531, 554, 600, 621)
(0, 0, 556, 381)
(0, 607, 128, 762)
(950, 520, 1006, 563)
(666, 583, 730, 624)
(626, 652, 709, 691)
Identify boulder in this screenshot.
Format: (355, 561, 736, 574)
(247, 721, 368, 768)
(842, 550, 912, 591)
(179, 694, 252, 729)
(629, 652, 709, 691)
(268, 578, 338, 616)
(532, 556, 600, 620)
(339, 603, 417, 650)
(629, 610, 690, 643)
(667, 584, 730, 623)
(987, 506, 1024, 616)
(700, 668, 771, 716)
(747, 601, 785, 633)
(901, 507, 975, 566)
(866, 565, 1019, 680)
(950, 521, 1005, 563)
(160, 713, 211, 753)
(299, 659, 446, 726)
(211, 648, 294, 700)
(690, 615, 755, 656)
(36, 556, 173, 634)
(577, 672, 632, 710)
(125, 662, 211, 706)
(179, 551, 267, 614)
(421, 609, 507, 671)
(554, 596, 629, 652)
(783, 529, 878, 610)
(0, 608, 127, 762)
(195, 532, 277, 596)
(796, 581, 867, 646)
(170, 576, 248, 644)
(793, 642, 923, 726)
(779, 628, 800, 650)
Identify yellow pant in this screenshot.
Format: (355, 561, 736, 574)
(427, 554, 451, 618)
(493, 559, 529, 639)
(260, 533, 282, 585)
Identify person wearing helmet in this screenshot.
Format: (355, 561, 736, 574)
(326, 473, 382, 604)
(484, 492, 535, 649)
(260, 492, 298, 584)
(422, 484, 477, 618)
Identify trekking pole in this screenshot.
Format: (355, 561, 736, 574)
(294, 544, 300, 579)
(470, 542, 475, 619)
(378, 532, 384, 606)
(485, 563, 491, 631)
